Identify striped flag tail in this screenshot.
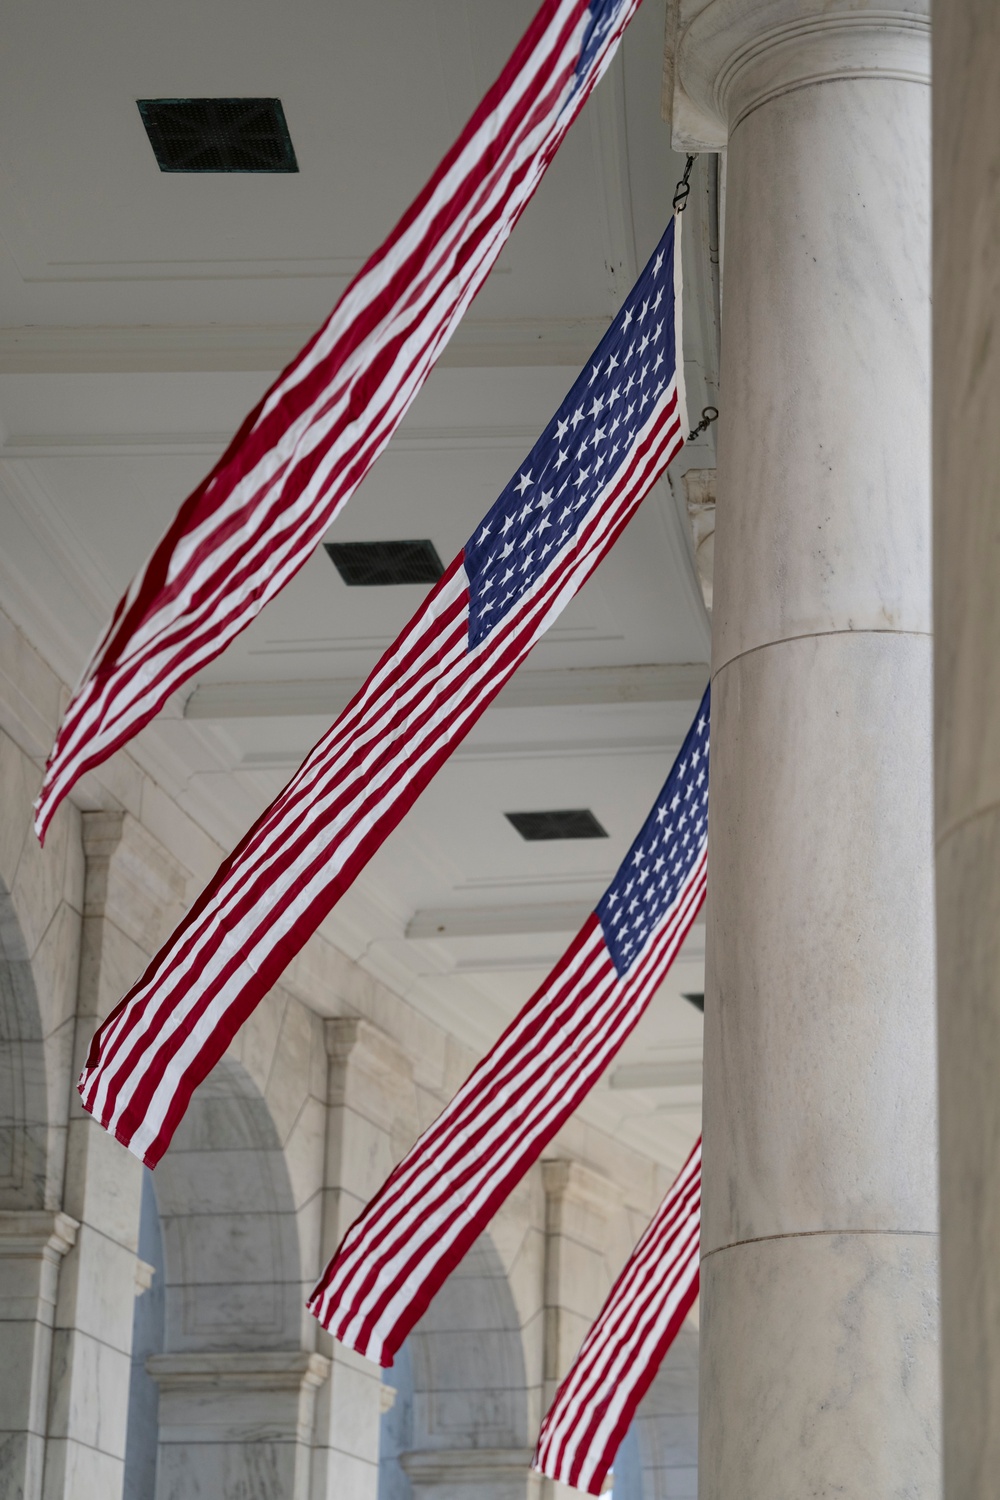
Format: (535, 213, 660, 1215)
(532, 1137, 701, 1496)
(33, 0, 642, 844)
(307, 693, 709, 1367)
(77, 216, 688, 1169)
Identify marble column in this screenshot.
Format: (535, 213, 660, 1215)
(932, 2, 1000, 1494)
(668, 4, 940, 1494)
(311, 1018, 416, 1500)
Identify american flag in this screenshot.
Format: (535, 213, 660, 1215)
(307, 695, 708, 1365)
(77, 216, 688, 1169)
(33, 0, 642, 845)
(532, 1137, 701, 1496)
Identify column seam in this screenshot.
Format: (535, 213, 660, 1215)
(701, 1226, 937, 1261)
(712, 625, 932, 683)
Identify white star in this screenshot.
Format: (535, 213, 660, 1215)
(640, 298, 649, 321)
(608, 384, 620, 404)
(622, 307, 633, 330)
(515, 470, 533, 495)
(589, 363, 601, 386)
(607, 353, 619, 374)
(570, 407, 585, 430)
(653, 289, 663, 313)
(556, 417, 569, 441)
(554, 448, 569, 471)
(639, 333, 650, 356)
(589, 394, 604, 418)
(574, 466, 590, 487)
(477, 523, 491, 544)
(653, 251, 664, 275)
(519, 502, 533, 522)
(501, 515, 515, 535)
(538, 489, 555, 508)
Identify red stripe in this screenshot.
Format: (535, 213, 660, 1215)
(307, 859, 707, 1363)
(79, 394, 684, 1162)
(37, 0, 640, 841)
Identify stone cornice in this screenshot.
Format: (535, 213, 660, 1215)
(147, 1349, 331, 1391)
(667, 2, 930, 148)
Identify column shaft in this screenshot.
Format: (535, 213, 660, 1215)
(676, 10, 940, 1495)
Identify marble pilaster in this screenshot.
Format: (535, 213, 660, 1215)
(400, 1447, 540, 1500)
(540, 1161, 618, 1412)
(148, 1350, 330, 1500)
(667, 4, 941, 1495)
(0, 1211, 77, 1500)
(932, 2, 1000, 1494)
(310, 1018, 416, 1500)
(43, 812, 187, 1500)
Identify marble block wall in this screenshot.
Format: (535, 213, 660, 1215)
(0, 603, 686, 1500)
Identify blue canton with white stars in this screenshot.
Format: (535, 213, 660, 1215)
(464, 217, 678, 648)
(596, 687, 710, 978)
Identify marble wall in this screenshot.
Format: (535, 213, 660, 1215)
(0, 602, 690, 1500)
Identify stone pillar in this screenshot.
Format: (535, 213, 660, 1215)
(148, 1350, 330, 1499)
(0, 1211, 77, 1500)
(311, 1018, 415, 1500)
(668, 4, 940, 1494)
(540, 1161, 617, 1411)
(44, 812, 187, 1500)
(933, 3, 1000, 1494)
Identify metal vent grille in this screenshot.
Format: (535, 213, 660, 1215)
(505, 809, 608, 842)
(325, 540, 445, 587)
(137, 98, 298, 173)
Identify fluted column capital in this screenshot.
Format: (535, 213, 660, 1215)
(665, 1, 930, 149)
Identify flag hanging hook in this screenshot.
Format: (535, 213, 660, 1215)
(687, 405, 719, 443)
(672, 154, 698, 212)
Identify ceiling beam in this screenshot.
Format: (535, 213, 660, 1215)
(184, 662, 709, 721)
(0, 316, 613, 375)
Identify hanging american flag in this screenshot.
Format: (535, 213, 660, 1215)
(533, 1137, 701, 1496)
(307, 694, 708, 1365)
(33, 0, 643, 845)
(77, 216, 688, 1169)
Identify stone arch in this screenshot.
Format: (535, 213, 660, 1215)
(152, 1054, 303, 1353)
(381, 1230, 533, 1500)
(614, 1321, 700, 1500)
(0, 880, 49, 1210)
(408, 1229, 529, 1451)
(123, 1055, 321, 1500)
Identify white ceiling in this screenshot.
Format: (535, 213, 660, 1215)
(0, 0, 719, 1170)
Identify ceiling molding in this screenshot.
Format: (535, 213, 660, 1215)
(0, 316, 612, 375)
(0, 424, 540, 459)
(406, 901, 592, 940)
(184, 662, 709, 721)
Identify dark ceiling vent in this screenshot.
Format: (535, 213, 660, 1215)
(682, 992, 705, 1012)
(137, 98, 299, 173)
(325, 540, 445, 587)
(505, 809, 608, 842)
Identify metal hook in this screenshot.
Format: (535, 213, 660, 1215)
(687, 405, 719, 442)
(672, 154, 698, 213)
